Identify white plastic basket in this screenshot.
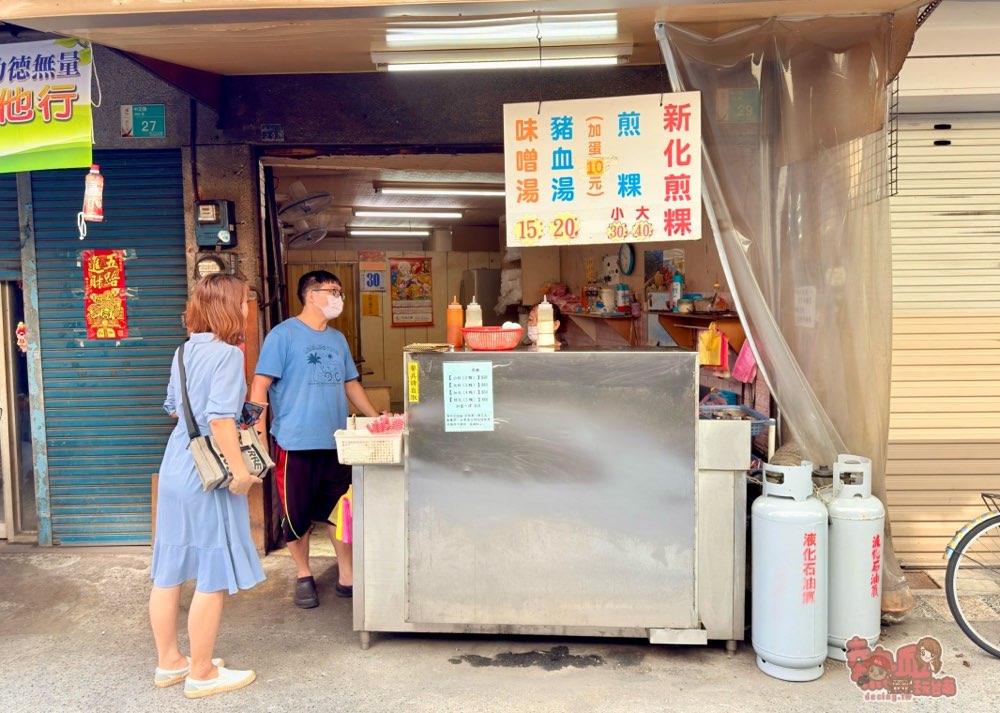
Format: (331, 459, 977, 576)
(334, 418, 403, 465)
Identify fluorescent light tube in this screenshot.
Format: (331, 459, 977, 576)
(385, 57, 622, 72)
(353, 210, 463, 219)
(385, 15, 619, 47)
(372, 43, 632, 72)
(348, 228, 431, 237)
(375, 186, 505, 197)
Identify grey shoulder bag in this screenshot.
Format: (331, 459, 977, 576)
(177, 341, 274, 491)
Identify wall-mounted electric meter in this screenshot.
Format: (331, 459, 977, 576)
(195, 200, 237, 248)
(195, 252, 238, 280)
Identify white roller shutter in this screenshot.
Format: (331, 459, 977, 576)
(889, 114, 1000, 567)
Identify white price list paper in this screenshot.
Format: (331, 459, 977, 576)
(443, 362, 494, 433)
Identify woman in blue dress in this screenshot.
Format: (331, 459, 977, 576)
(149, 274, 265, 699)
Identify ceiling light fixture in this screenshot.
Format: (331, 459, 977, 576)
(371, 43, 632, 72)
(353, 209, 463, 219)
(385, 14, 619, 47)
(374, 182, 505, 198)
(348, 228, 432, 237)
(385, 57, 622, 72)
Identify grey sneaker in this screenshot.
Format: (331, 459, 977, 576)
(294, 576, 319, 608)
(154, 656, 225, 688)
(183, 666, 256, 699)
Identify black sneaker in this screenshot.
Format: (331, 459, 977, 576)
(294, 576, 319, 608)
(335, 582, 353, 598)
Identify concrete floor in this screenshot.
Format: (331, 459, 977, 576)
(0, 543, 994, 713)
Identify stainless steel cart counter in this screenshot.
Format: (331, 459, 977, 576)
(353, 348, 749, 649)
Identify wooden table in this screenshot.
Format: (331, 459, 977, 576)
(652, 311, 746, 352)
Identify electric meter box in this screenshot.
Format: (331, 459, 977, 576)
(194, 200, 237, 248)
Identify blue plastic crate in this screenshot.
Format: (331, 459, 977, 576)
(699, 404, 775, 436)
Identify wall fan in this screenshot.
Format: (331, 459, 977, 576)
(277, 180, 333, 222)
(285, 214, 331, 248)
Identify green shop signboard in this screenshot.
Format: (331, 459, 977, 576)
(0, 39, 93, 174)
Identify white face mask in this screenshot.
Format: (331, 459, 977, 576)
(320, 294, 344, 320)
(527, 325, 539, 344)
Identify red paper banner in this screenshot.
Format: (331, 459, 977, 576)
(82, 249, 128, 339)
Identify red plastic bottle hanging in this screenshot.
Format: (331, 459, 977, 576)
(82, 164, 104, 222)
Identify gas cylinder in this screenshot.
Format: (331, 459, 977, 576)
(82, 164, 104, 222)
(446, 296, 464, 349)
(752, 461, 828, 682)
(827, 454, 884, 661)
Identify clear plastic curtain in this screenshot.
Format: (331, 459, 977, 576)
(657, 14, 916, 615)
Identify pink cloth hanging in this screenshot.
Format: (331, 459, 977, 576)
(732, 340, 758, 383)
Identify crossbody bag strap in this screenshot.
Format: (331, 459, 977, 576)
(176, 341, 202, 442)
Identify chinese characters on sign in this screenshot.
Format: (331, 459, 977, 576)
(503, 92, 701, 247)
(443, 362, 494, 432)
(802, 531, 817, 605)
(0, 39, 93, 173)
(871, 533, 882, 598)
(407, 361, 420, 404)
(82, 249, 128, 339)
(389, 257, 433, 327)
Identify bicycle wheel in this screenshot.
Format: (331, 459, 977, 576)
(946, 513, 1000, 658)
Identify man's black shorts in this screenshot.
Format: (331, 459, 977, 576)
(275, 447, 351, 542)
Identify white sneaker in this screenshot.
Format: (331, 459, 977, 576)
(183, 666, 256, 699)
(154, 656, 225, 688)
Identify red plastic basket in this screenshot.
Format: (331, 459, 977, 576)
(461, 326, 523, 351)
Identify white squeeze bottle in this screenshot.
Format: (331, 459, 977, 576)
(536, 295, 555, 347)
(465, 295, 483, 328)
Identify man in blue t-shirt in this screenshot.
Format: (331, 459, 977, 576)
(251, 270, 379, 608)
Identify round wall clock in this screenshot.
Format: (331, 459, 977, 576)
(618, 243, 635, 276)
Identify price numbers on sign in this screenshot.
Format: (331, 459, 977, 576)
(549, 213, 580, 242)
(586, 159, 605, 176)
(607, 220, 628, 242)
(513, 216, 544, 245)
(361, 270, 386, 292)
(631, 219, 654, 240)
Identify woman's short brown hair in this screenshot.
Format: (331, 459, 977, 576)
(184, 274, 248, 345)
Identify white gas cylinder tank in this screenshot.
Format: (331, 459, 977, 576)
(752, 461, 828, 682)
(827, 454, 885, 661)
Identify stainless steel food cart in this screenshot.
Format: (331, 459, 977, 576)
(352, 348, 749, 650)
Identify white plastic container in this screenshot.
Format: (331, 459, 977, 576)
(536, 295, 555, 347)
(615, 283, 630, 312)
(828, 454, 884, 661)
(752, 461, 828, 682)
(465, 296, 483, 328)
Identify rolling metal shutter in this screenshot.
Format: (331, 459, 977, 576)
(31, 149, 187, 544)
(0, 174, 21, 279)
(888, 114, 1000, 567)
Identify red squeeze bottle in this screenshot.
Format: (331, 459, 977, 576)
(446, 296, 464, 348)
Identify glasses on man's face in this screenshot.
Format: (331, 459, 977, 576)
(311, 288, 343, 298)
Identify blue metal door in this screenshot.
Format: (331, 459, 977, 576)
(0, 174, 20, 279)
(30, 150, 187, 544)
